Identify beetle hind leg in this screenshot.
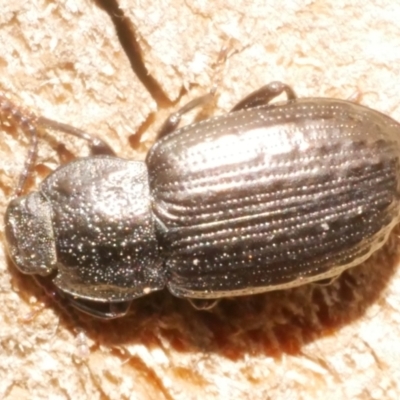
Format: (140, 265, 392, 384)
(231, 81, 297, 112)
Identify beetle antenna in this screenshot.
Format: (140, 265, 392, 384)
(0, 94, 116, 197)
(0, 94, 38, 196)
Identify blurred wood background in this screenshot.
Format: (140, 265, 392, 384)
(1, 1, 400, 399)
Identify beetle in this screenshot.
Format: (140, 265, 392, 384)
(3, 81, 400, 319)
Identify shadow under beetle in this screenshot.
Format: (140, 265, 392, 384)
(4, 81, 400, 319)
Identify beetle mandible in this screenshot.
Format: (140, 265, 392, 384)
(3, 81, 400, 319)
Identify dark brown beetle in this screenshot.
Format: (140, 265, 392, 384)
(4, 82, 400, 318)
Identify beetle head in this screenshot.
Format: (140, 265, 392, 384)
(5, 192, 56, 275)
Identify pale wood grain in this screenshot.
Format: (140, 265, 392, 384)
(1, 1, 400, 399)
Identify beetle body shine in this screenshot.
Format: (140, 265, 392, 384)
(149, 98, 400, 298)
(4, 84, 400, 317)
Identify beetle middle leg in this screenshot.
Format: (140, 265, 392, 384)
(313, 275, 341, 286)
(188, 298, 219, 310)
(230, 81, 297, 112)
(157, 89, 216, 139)
(158, 81, 297, 139)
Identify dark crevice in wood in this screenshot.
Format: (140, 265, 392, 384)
(95, 0, 173, 107)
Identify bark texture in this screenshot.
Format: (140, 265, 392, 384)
(1, 1, 400, 399)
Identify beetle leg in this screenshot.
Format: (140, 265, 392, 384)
(230, 81, 297, 112)
(346, 89, 363, 103)
(33, 277, 132, 320)
(64, 297, 133, 319)
(313, 275, 341, 286)
(157, 90, 216, 139)
(188, 298, 219, 310)
(38, 116, 116, 156)
(33, 275, 88, 326)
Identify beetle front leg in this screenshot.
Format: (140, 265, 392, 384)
(32, 271, 132, 319)
(63, 296, 133, 319)
(38, 116, 116, 156)
(231, 81, 297, 112)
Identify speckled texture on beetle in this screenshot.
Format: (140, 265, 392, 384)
(4, 81, 400, 318)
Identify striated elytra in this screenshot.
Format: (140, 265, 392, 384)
(4, 82, 400, 318)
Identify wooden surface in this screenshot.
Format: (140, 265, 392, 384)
(1, 1, 400, 399)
